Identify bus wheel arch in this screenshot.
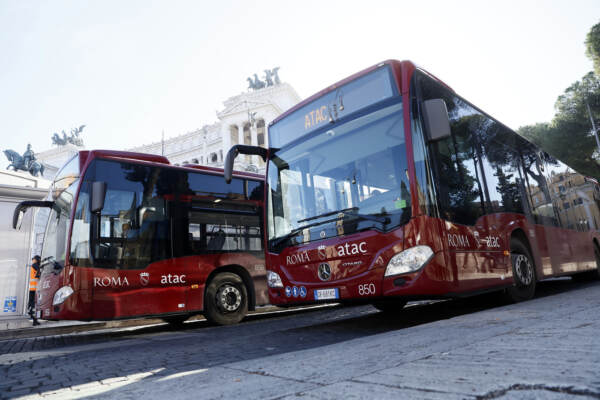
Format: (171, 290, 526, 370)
(505, 231, 537, 303)
(203, 265, 254, 325)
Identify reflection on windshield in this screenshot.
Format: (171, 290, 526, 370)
(267, 101, 410, 247)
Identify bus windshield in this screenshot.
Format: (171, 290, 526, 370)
(267, 101, 410, 250)
(40, 155, 80, 275)
(70, 159, 263, 270)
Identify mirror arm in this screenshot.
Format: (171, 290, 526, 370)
(224, 145, 268, 184)
(12, 201, 54, 229)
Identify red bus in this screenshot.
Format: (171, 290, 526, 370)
(225, 60, 600, 310)
(13, 150, 267, 325)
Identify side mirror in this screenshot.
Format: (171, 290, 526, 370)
(14, 210, 24, 230)
(423, 99, 451, 142)
(91, 181, 107, 213)
(224, 145, 268, 183)
(12, 200, 54, 229)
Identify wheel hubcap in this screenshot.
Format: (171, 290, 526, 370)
(514, 254, 533, 286)
(216, 284, 242, 312)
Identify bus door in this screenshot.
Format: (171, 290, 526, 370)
(444, 219, 503, 292)
(120, 196, 188, 317)
(432, 129, 508, 291)
(523, 154, 573, 276)
(543, 161, 590, 273)
(91, 187, 186, 318)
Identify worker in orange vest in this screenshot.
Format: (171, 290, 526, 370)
(28, 255, 41, 326)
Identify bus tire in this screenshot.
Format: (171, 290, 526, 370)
(204, 272, 248, 325)
(505, 239, 536, 302)
(372, 299, 407, 313)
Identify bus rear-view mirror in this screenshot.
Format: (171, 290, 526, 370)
(13, 210, 24, 230)
(423, 99, 451, 142)
(91, 181, 107, 213)
(224, 145, 268, 183)
(12, 200, 54, 230)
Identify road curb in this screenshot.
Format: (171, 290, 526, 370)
(0, 305, 306, 341)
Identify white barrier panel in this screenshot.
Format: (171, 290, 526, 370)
(0, 259, 19, 315)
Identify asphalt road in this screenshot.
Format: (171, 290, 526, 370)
(1, 278, 599, 399)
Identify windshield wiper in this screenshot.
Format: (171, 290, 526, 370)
(272, 209, 390, 248)
(271, 216, 343, 248)
(297, 207, 358, 223)
(298, 207, 390, 225)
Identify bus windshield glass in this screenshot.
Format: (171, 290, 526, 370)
(267, 101, 410, 250)
(70, 159, 263, 270)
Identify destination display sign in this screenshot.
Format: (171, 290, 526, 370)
(269, 65, 397, 149)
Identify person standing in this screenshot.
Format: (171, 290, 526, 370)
(28, 255, 41, 326)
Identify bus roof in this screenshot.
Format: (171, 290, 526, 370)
(81, 150, 170, 167)
(79, 149, 263, 181)
(269, 59, 455, 129)
(183, 163, 263, 180)
(269, 60, 406, 128)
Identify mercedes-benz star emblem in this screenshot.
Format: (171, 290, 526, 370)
(318, 263, 331, 281)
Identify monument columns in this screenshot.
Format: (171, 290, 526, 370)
(250, 123, 258, 166)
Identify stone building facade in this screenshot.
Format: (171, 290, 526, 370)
(35, 79, 301, 177)
(128, 81, 300, 173)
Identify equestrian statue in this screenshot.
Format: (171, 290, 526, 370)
(4, 144, 45, 177)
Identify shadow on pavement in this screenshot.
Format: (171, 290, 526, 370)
(1, 278, 598, 398)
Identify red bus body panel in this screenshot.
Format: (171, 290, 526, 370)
(36, 150, 267, 321)
(265, 60, 600, 306)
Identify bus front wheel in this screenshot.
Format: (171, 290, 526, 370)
(204, 272, 248, 325)
(505, 239, 536, 302)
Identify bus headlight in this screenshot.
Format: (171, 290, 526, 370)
(267, 270, 284, 288)
(384, 246, 434, 277)
(53, 286, 74, 306)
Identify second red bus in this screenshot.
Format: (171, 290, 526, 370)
(226, 60, 600, 310)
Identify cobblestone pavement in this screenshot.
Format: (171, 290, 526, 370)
(1, 279, 599, 399)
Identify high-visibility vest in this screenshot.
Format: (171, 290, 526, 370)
(29, 266, 39, 291)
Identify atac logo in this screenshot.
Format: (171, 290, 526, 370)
(318, 245, 327, 260)
(139, 272, 149, 287)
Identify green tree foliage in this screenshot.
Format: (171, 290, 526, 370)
(518, 22, 600, 179)
(586, 22, 600, 76)
(518, 72, 600, 179)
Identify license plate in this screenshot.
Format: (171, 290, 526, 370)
(314, 288, 339, 300)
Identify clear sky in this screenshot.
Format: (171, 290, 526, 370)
(0, 0, 598, 169)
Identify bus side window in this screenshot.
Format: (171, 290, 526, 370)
(517, 147, 560, 227)
(417, 71, 486, 225)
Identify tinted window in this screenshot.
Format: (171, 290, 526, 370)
(418, 73, 486, 225)
(410, 75, 437, 217)
(544, 160, 600, 231)
(78, 159, 262, 269)
(416, 71, 542, 224)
